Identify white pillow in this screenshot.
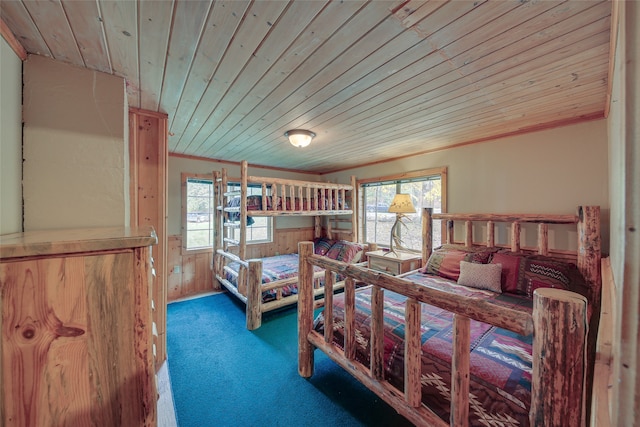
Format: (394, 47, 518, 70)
(457, 261, 502, 293)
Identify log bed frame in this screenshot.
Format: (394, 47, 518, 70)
(213, 160, 359, 330)
(298, 206, 601, 426)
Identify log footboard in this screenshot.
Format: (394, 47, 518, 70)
(298, 206, 601, 426)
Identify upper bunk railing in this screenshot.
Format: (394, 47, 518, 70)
(221, 160, 355, 216)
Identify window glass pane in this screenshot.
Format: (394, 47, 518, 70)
(186, 177, 213, 250)
(227, 184, 272, 244)
(363, 175, 442, 250)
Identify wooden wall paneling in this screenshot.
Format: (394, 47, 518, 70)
(129, 108, 168, 367)
(167, 235, 218, 302)
(100, 1, 140, 105)
(167, 235, 183, 301)
(20, 1, 83, 66)
(180, 251, 196, 297)
(62, 0, 112, 73)
(0, 1, 50, 57)
(194, 252, 213, 294)
(138, 0, 174, 111)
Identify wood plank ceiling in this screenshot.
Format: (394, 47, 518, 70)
(1, 0, 612, 174)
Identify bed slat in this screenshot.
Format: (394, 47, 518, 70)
(370, 285, 384, 380)
(404, 298, 422, 407)
(451, 314, 470, 427)
(324, 270, 335, 344)
(511, 221, 521, 252)
(538, 223, 549, 255)
(344, 277, 356, 361)
(486, 220, 495, 247)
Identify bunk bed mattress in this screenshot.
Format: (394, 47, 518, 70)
(313, 273, 535, 426)
(226, 254, 322, 303)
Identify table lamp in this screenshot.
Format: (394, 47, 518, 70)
(387, 193, 416, 255)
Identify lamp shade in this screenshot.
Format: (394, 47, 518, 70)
(285, 129, 316, 148)
(388, 193, 416, 214)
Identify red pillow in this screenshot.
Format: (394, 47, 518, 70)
(490, 253, 525, 294)
(422, 249, 469, 281)
(490, 252, 588, 299)
(421, 245, 498, 281)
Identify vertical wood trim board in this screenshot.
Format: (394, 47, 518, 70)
(129, 108, 168, 368)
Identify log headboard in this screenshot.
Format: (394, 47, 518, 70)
(422, 206, 602, 310)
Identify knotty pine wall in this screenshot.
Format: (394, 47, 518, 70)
(167, 226, 315, 302)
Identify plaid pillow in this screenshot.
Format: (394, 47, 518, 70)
(421, 245, 497, 281)
(326, 241, 363, 263)
(490, 252, 588, 299)
(313, 237, 336, 256)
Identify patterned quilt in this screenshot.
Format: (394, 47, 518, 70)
(226, 254, 323, 303)
(313, 272, 535, 426)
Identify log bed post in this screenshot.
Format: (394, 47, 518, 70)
(240, 160, 248, 261)
(451, 314, 470, 427)
(246, 259, 263, 330)
(422, 208, 433, 267)
(531, 288, 588, 427)
(298, 242, 315, 377)
(577, 205, 601, 424)
(350, 175, 357, 242)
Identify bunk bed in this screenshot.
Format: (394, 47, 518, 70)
(298, 206, 601, 426)
(213, 160, 364, 330)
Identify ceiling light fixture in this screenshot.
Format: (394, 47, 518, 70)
(285, 129, 316, 148)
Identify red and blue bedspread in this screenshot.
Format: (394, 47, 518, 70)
(313, 272, 535, 426)
(226, 254, 322, 303)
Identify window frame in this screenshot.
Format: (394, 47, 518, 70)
(225, 182, 273, 245)
(181, 172, 215, 254)
(357, 167, 447, 251)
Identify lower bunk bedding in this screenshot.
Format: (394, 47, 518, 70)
(225, 253, 322, 302)
(223, 238, 365, 303)
(313, 275, 537, 426)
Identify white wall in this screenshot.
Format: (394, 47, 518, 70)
(325, 119, 610, 252)
(167, 156, 322, 235)
(22, 55, 129, 230)
(0, 37, 23, 234)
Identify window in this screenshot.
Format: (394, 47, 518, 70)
(183, 174, 214, 251)
(226, 183, 272, 244)
(360, 167, 446, 251)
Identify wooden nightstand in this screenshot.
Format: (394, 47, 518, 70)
(366, 250, 422, 275)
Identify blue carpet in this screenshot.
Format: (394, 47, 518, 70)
(167, 293, 414, 426)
